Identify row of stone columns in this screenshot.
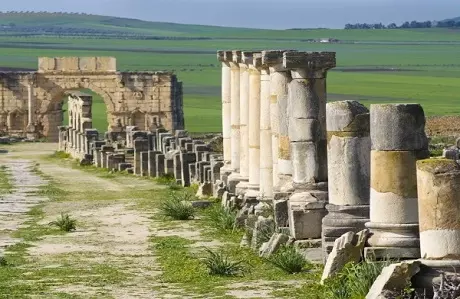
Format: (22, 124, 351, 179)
(218, 51, 336, 202)
(218, 50, 460, 267)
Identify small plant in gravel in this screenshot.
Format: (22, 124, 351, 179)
(206, 205, 236, 231)
(159, 192, 196, 220)
(49, 213, 77, 232)
(203, 248, 246, 276)
(0, 256, 8, 267)
(267, 245, 309, 274)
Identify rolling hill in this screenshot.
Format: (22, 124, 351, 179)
(0, 12, 460, 42)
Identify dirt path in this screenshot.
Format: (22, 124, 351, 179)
(0, 143, 311, 299)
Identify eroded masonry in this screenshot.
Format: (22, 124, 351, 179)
(57, 50, 460, 298)
(0, 57, 184, 141)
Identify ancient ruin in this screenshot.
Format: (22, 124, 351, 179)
(0, 57, 184, 141)
(50, 50, 460, 297)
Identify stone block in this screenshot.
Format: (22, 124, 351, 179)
(321, 230, 370, 283)
(259, 233, 290, 258)
(366, 261, 421, 299)
(370, 104, 427, 151)
(274, 199, 289, 228)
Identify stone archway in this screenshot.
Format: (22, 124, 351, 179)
(0, 57, 184, 141)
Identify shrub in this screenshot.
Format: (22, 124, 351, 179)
(159, 192, 195, 220)
(206, 205, 236, 231)
(267, 246, 309, 274)
(203, 248, 246, 276)
(51, 151, 71, 159)
(49, 213, 77, 232)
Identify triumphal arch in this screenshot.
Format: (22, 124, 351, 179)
(0, 57, 184, 141)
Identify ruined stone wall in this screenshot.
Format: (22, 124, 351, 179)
(0, 57, 184, 141)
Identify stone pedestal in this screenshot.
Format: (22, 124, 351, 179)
(365, 104, 429, 260)
(322, 101, 371, 258)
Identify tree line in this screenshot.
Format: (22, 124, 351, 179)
(344, 20, 460, 29)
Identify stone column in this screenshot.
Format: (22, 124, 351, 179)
(322, 101, 371, 257)
(365, 104, 429, 259)
(259, 66, 273, 199)
(227, 51, 248, 192)
(27, 84, 33, 126)
(245, 53, 262, 196)
(285, 51, 336, 240)
(262, 51, 292, 193)
(235, 52, 253, 195)
(217, 51, 233, 183)
(413, 159, 460, 289)
(417, 159, 460, 259)
(230, 51, 241, 172)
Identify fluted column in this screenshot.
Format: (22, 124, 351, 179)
(227, 51, 249, 193)
(235, 52, 254, 195)
(259, 66, 273, 199)
(285, 51, 336, 240)
(230, 51, 241, 172)
(246, 55, 262, 192)
(364, 104, 429, 259)
(217, 51, 232, 183)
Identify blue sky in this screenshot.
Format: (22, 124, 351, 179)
(1, 0, 458, 29)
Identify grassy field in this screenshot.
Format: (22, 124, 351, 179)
(1, 13, 460, 133)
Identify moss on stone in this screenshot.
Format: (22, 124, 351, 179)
(417, 158, 460, 174)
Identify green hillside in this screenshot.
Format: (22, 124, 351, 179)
(1, 12, 460, 41)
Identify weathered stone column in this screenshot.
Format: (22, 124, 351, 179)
(417, 159, 460, 259)
(285, 51, 336, 240)
(27, 84, 33, 126)
(235, 52, 253, 195)
(227, 51, 248, 192)
(230, 51, 241, 172)
(365, 104, 429, 259)
(246, 53, 262, 194)
(262, 51, 292, 192)
(259, 65, 273, 199)
(322, 101, 371, 257)
(413, 159, 460, 290)
(217, 51, 232, 183)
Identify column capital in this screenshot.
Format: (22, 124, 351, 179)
(217, 50, 233, 63)
(241, 51, 258, 65)
(261, 50, 295, 72)
(283, 51, 336, 77)
(231, 50, 242, 64)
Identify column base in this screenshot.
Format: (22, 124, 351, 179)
(288, 190, 328, 240)
(365, 222, 420, 259)
(235, 179, 250, 196)
(275, 174, 295, 193)
(219, 164, 233, 185)
(364, 247, 420, 260)
(322, 204, 370, 258)
(227, 173, 248, 194)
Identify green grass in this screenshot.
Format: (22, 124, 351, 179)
(0, 165, 13, 194)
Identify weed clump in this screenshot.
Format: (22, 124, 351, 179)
(323, 260, 392, 299)
(203, 248, 246, 276)
(49, 213, 77, 232)
(159, 192, 195, 220)
(267, 246, 309, 274)
(206, 205, 236, 231)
